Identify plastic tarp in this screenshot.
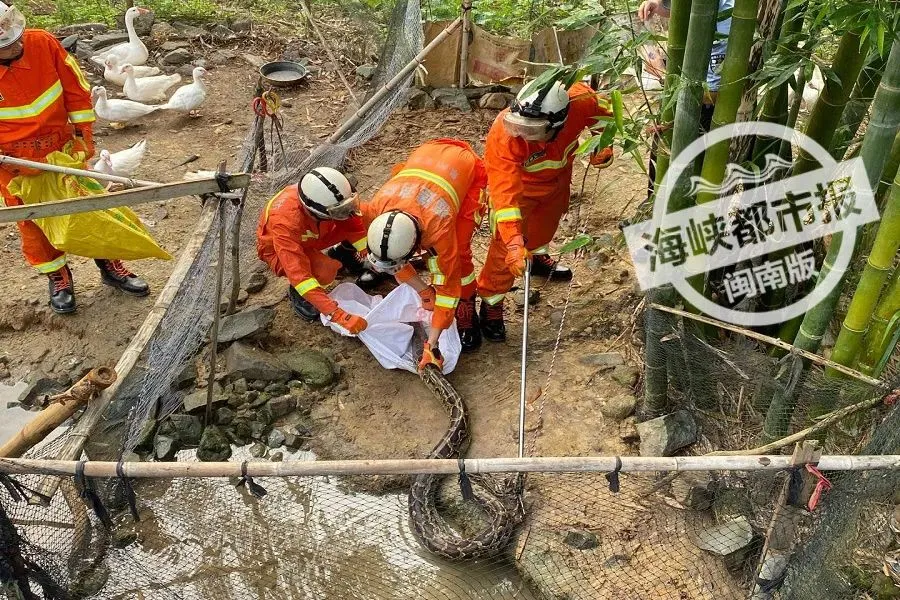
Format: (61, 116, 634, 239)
(320, 283, 461, 374)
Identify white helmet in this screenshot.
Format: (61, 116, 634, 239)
(504, 81, 570, 140)
(298, 167, 355, 220)
(0, 2, 25, 49)
(366, 211, 420, 274)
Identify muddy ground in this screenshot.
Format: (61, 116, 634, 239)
(0, 26, 749, 599)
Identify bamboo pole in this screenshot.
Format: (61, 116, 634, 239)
(0, 154, 155, 187)
(458, 0, 471, 88)
(328, 17, 462, 144)
(206, 191, 227, 426)
(2, 454, 898, 478)
(0, 368, 117, 459)
(647, 303, 886, 387)
(0, 174, 251, 223)
(29, 197, 221, 503)
(299, 0, 359, 105)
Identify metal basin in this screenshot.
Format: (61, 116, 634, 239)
(259, 61, 310, 87)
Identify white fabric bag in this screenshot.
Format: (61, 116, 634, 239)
(320, 282, 461, 374)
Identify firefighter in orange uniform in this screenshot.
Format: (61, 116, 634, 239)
(360, 138, 487, 370)
(476, 80, 614, 341)
(257, 167, 370, 334)
(0, 3, 150, 314)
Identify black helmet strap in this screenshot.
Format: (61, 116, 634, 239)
(299, 169, 345, 216)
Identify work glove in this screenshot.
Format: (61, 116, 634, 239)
(505, 234, 530, 278)
(418, 286, 436, 311)
(329, 308, 368, 335)
(418, 341, 444, 372)
(590, 147, 614, 169)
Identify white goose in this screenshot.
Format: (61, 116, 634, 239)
(93, 139, 148, 177)
(161, 67, 208, 117)
(103, 55, 159, 87)
(122, 65, 181, 103)
(92, 86, 160, 126)
(789, 64, 825, 111)
(91, 7, 150, 67)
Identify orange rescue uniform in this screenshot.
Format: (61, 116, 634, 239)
(360, 138, 487, 330)
(257, 184, 368, 316)
(476, 82, 612, 304)
(0, 29, 96, 273)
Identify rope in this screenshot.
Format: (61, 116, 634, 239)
(251, 90, 288, 170)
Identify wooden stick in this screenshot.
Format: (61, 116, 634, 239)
(299, 0, 359, 105)
(458, 0, 472, 88)
(328, 17, 462, 144)
(0, 154, 156, 187)
(647, 303, 885, 387)
(29, 199, 221, 502)
(0, 174, 251, 223)
(206, 167, 228, 426)
(0, 368, 117, 459)
(2, 454, 898, 478)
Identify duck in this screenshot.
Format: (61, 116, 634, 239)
(103, 55, 160, 87)
(90, 7, 150, 67)
(92, 86, 161, 127)
(161, 67, 208, 117)
(92, 139, 147, 177)
(122, 65, 181, 103)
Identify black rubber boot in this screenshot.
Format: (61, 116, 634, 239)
(530, 254, 573, 281)
(479, 299, 506, 342)
(288, 287, 320, 322)
(47, 266, 76, 314)
(328, 242, 366, 276)
(95, 260, 150, 296)
(456, 295, 481, 351)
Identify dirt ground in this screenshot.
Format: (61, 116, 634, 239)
(0, 30, 748, 598)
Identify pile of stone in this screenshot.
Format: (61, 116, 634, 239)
(404, 86, 518, 112)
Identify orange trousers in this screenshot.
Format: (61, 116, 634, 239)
(476, 176, 570, 304)
(457, 190, 484, 300)
(0, 170, 67, 274)
(264, 248, 342, 289)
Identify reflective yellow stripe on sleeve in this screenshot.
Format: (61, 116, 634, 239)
(522, 140, 579, 173)
(461, 271, 477, 286)
(427, 256, 446, 286)
(295, 278, 321, 295)
(395, 169, 460, 210)
(482, 294, 505, 306)
(68, 109, 96, 124)
(0, 81, 63, 120)
(352, 237, 367, 251)
(64, 54, 91, 92)
(435, 294, 458, 309)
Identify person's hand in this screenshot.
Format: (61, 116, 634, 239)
(330, 308, 367, 334)
(418, 286, 436, 311)
(505, 234, 529, 277)
(637, 0, 666, 20)
(418, 341, 444, 372)
(590, 147, 614, 169)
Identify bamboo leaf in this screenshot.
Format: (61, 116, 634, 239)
(559, 233, 592, 254)
(576, 124, 617, 155)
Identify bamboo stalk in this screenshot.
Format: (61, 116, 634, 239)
(29, 198, 221, 503)
(0, 174, 251, 223)
(458, 0, 471, 88)
(647, 303, 885, 387)
(857, 266, 900, 376)
(0, 368, 117, 459)
(328, 18, 462, 144)
(206, 197, 227, 426)
(2, 454, 899, 478)
(0, 154, 155, 187)
(831, 46, 892, 161)
(299, 0, 359, 105)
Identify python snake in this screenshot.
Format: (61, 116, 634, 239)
(409, 346, 524, 561)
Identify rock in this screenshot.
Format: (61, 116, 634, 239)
(249, 380, 267, 392)
(512, 287, 540, 307)
(478, 92, 515, 110)
(197, 426, 232, 462)
(600, 394, 637, 421)
(406, 88, 435, 110)
(242, 54, 267, 68)
(116, 9, 154, 36)
(230, 19, 252, 33)
(182, 384, 225, 413)
(57, 23, 108, 35)
(250, 393, 269, 409)
(218, 307, 275, 343)
(671, 472, 714, 510)
(579, 352, 625, 368)
(160, 40, 190, 52)
(154, 435, 178, 461)
(270, 451, 284, 462)
(173, 362, 197, 390)
(20, 372, 64, 409)
(249, 421, 267, 441)
(431, 89, 472, 112)
(134, 420, 157, 452)
(172, 22, 207, 39)
(563, 529, 598, 550)
(244, 271, 267, 293)
(264, 382, 288, 396)
(216, 406, 235, 426)
(161, 48, 193, 66)
(233, 378, 248, 395)
(611, 365, 639, 388)
(280, 349, 335, 388)
(269, 395, 295, 418)
(224, 343, 291, 383)
(208, 49, 237, 66)
(602, 554, 630, 569)
(111, 528, 138, 549)
(356, 64, 377, 80)
(249, 442, 268, 458)
(636, 410, 698, 456)
(89, 31, 130, 50)
(694, 516, 755, 571)
(150, 22, 177, 42)
(255, 404, 274, 426)
(267, 428, 286, 448)
(161, 414, 203, 446)
(208, 24, 234, 39)
(0, 364, 9, 380)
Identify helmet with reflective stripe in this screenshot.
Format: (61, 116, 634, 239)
(365, 211, 420, 274)
(0, 2, 25, 49)
(505, 81, 570, 139)
(298, 167, 354, 220)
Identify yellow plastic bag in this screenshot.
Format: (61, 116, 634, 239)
(6, 148, 172, 261)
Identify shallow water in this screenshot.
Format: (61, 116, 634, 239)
(265, 70, 304, 82)
(0, 382, 32, 447)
